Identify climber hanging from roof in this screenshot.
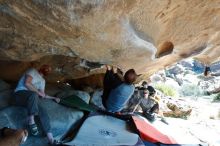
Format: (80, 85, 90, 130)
(102, 65, 137, 113)
(14, 64, 60, 145)
(102, 65, 124, 108)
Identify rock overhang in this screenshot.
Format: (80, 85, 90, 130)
(0, 0, 220, 82)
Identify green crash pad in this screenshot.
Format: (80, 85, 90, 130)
(60, 95, 96, 112)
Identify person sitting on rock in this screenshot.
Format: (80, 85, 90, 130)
(123, 81, 160, 120)
(102, 65, 124, 108)
(14, 65, 60, 145)
(204, 66, 211, 77)
(198, 66, 218, 95)
(204, 67, 220, 95)
(140, 85, 160, 115)
(105, 68, 137, 113)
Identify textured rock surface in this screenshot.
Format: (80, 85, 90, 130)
(56, 89, 91, 103)
(90, 89, 105, 109)
(1, 0, 220, 81)
(163, 101, 192, 118)
(0, 80, 13, 109)
(0, 89, 13, 109)
(0, 101, 84, 146)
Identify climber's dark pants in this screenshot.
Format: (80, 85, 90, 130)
(149, 103, 159, 114)
(14, 90, 51, 133)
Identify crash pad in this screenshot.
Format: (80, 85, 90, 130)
(64, 115, 144, 146)
(132, 116, 201, 145)
(60, 95, 96, 112)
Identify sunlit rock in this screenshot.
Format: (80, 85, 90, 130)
(1, 0, 220, 81)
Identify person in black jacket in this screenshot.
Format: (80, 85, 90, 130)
(102, 65, 123, 108)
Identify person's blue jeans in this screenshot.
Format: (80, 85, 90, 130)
(14, 90, 51, 133)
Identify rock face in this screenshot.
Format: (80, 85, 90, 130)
(162, 101, 192, 118)
(0, 79, 13, 109)
(0, 102, 84, 146)
(0, 100, 85, 146)
(1, 0, 220, 82)
(0, 79, 89, 146)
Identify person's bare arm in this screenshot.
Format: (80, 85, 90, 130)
(105, 65, 112, 71)
(25, 75, 44, 97)
(45, 95, 60, 103)
(112, 66, 117, 73)
(39, 90, 60, 103)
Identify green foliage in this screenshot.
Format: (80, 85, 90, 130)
(179, 83, 205, 97)
(155, 84, 177, 97)
(213, 93, 220, 102)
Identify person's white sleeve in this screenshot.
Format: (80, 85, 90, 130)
(26, 68, 36, 78)
(40, 79, 46, 92)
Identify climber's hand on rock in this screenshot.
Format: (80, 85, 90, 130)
(112, 66, 118, 73)
(105, 65, 112, 71)
(54, 97, 60, 103)
(38, 91, 46, 98)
